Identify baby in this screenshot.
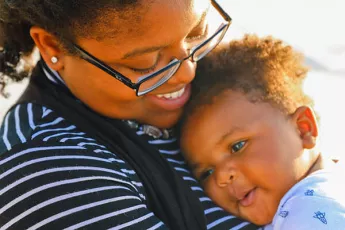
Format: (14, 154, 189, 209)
(180, 35, 345, 229)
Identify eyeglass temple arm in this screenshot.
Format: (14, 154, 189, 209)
(72, 44, 137, 89)
(211, 0, 232, 22)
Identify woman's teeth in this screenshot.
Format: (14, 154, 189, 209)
(156, 87, 185, 99)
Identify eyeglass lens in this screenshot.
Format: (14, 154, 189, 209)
(137, 25, 228, 95)
(137, 62, 181, 96)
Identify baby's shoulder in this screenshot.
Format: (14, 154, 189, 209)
(282, 169, 345, 208)
(271, 170, 345, 229)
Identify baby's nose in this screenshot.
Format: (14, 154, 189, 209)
(214, 166, 236, 187)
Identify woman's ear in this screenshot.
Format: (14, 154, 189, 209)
(291, 106, 319, 149)
(30, 26, 65, 71)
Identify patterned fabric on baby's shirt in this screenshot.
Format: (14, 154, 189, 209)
(264, 169, 345, 230)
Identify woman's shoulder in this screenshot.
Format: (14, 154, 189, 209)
(0, 102, 141, 182)
(0, 102, 149, 192)
(0, 114, 161, 230)
(0, 102, 66, 152)
(1, 102, 110, 153)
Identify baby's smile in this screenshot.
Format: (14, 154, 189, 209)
(236, 187, 257, 207)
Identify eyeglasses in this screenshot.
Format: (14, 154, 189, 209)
(73, 0, 232, 96)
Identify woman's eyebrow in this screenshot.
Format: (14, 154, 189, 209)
(122, 45, 167, 60)
(121, 8, 209, 60)
(190, 8, 209, 34)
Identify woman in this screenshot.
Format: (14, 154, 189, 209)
(0, 0, 258, 229)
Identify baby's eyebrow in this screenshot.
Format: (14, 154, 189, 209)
(217, 126, 244, 145)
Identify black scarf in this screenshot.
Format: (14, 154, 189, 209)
(16, 62, 207, 230)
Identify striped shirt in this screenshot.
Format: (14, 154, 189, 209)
(0, 68, 258, 229)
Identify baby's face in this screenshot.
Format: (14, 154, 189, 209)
(181, 91, 310, 225)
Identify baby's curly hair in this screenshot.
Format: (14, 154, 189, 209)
(184, 34, 315, 122)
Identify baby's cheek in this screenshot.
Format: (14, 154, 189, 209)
(203, 179, 217, 199)
(203, 178, 239, 216)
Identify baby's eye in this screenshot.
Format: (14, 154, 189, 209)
(231, 140, 247, 153)
(199, 169, 214, 182)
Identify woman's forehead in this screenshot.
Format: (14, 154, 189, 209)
(76, 0, 210, 61)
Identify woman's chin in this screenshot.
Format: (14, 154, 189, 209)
(140, 110, 183, 129)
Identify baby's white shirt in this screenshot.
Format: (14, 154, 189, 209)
(263, 168, 345, 230)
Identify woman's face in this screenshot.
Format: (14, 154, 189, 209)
(49, 0, 210, 128)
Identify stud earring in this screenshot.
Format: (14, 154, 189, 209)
(51, 56, 58, 64)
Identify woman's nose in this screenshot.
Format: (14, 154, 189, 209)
(165, 44, 197, 85)
(214, 164, 236, 188)
(166, 59, 197, 85)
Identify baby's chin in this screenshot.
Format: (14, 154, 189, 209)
(223, 205, 274, 226)
(248, 216, 273, 226)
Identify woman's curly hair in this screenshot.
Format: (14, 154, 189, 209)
(184, 34, 314, 121)
(0, 0, 138, 97)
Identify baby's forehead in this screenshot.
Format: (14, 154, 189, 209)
(182, 90, 283, 141)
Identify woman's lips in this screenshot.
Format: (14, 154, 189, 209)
(239, 188, 257, 207)
(145, 84, 191, 111)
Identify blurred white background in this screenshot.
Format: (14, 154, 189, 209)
(1, 0, 344, 159)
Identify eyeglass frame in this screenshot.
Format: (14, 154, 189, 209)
(72, 0, 232, 96)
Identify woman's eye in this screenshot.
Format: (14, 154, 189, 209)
(129, 53, 161, 75)
(130, 65, 157, 75)
(199, 168, 214, 182)
(130, 61, 158, 75)
(231, 140, 247, 153)
(185, 25, 209, 44)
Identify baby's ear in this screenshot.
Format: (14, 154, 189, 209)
(291, 106, 318, 149)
